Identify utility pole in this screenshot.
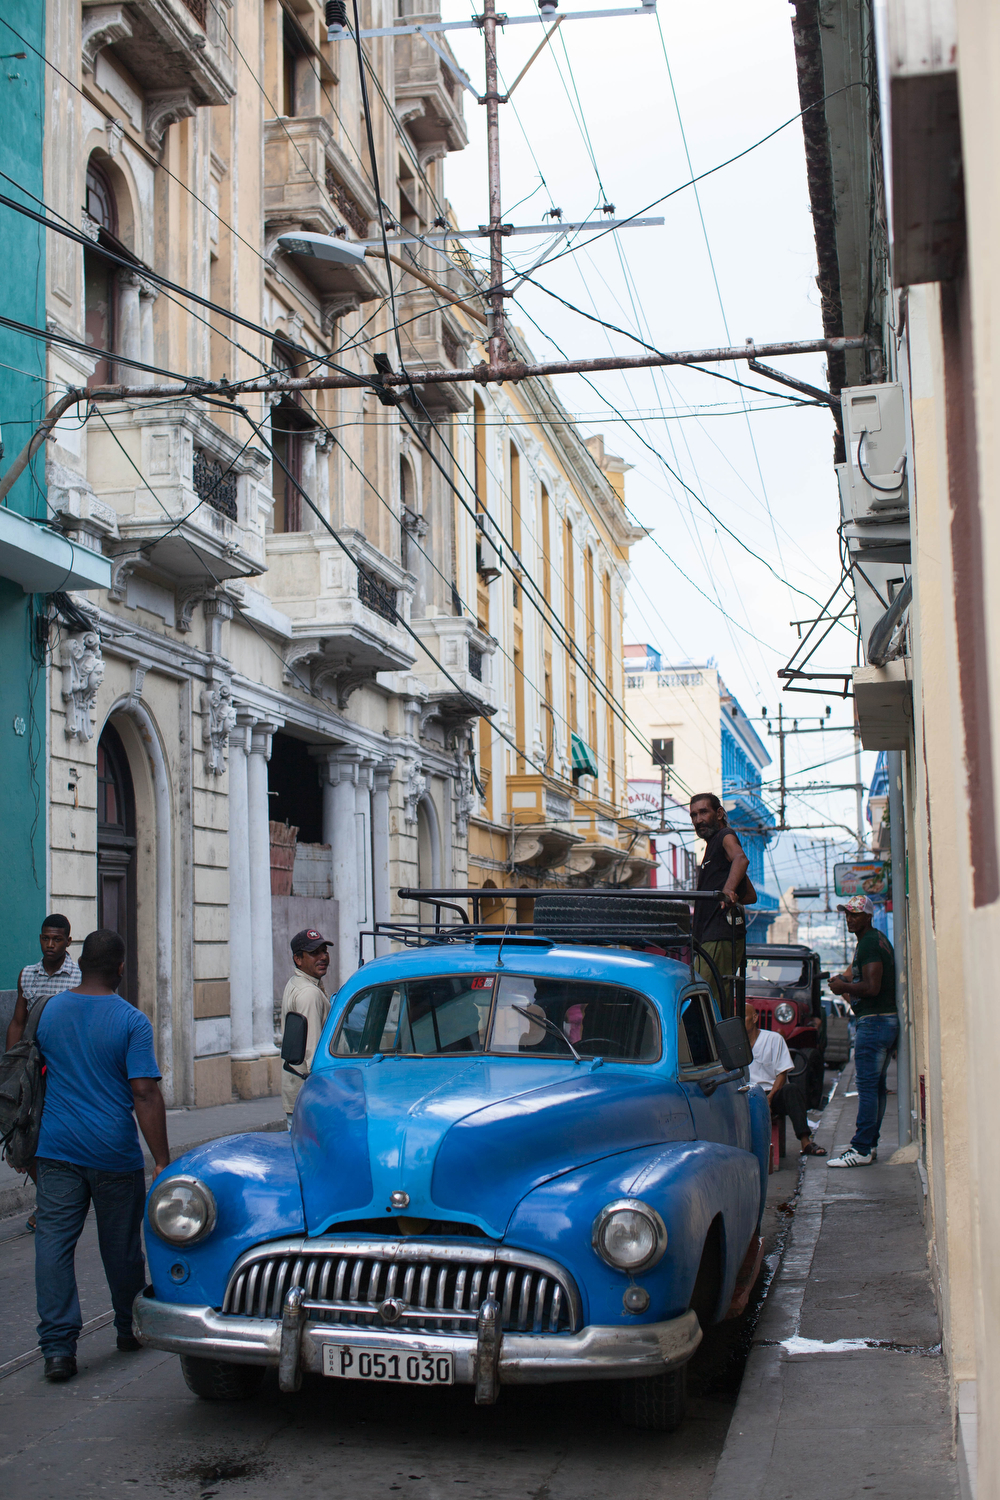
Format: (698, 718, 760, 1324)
(778, 705, 787, 831)
(761, 709, 864, 843)
(853, 708, 865, 850)
(481, 0, 508, 369)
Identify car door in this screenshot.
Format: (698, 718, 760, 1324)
(676, 988, 752, 1151)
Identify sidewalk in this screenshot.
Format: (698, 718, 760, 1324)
(0, 1093, 285, 1221)
(710, 1060, 960, 1500)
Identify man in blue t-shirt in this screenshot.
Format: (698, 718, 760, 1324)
(33, 928, 170, 1383)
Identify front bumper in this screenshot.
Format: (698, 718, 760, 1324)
(133, 1291, 701, 1397)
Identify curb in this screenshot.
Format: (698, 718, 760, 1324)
(708, 1069, 853, 1500)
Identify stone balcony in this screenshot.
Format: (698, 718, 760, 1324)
(85, 405, 270, 591)
(506, 772, 585, 870)
(82, 0, 237, 149)
(394, 10, 469, 161)
(264, 530, 417, 708)
(399, 291, 473, 414)
(409, 612, 499, 724)
(264, 117, 385, 316)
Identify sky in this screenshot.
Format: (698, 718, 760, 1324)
(435, 0, 877, 904)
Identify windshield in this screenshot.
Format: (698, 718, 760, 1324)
(332, 973, 660, 1061)
(746, 959, 809, 987)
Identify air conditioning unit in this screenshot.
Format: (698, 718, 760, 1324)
(837, 462, 910, 565)
(841, 382, 910, 523)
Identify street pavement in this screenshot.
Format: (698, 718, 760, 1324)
(710, 1059, 959, 1500)
(0, 1080, 829, 1499)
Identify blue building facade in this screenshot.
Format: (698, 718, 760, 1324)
(0, 3, 49, 983)
(719, 690, 778, 938)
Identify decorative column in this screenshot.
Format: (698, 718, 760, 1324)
(316, 432, 333, 522)
(300, 433, 318, 530)
(372, 758, 394, 956)
(116, 268, 142, 380)
(139, 279, 159, 385)
(314, 747, 364, 989)
(356, 757, 378, 938)
(247, 720, 279, 1061)
(228, 711, 256, 1074)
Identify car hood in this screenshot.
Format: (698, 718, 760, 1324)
(292, 1058, 693, 1237)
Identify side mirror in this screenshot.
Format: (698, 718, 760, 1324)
(715, 1016, 753, 1072)
(281, 1012, 308, 1071)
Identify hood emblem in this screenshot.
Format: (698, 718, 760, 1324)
(380, 1298, 404, 1325)
(390, 1190, 410, 1210)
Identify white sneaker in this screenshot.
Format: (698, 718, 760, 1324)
(828, 1148, 875, 1168)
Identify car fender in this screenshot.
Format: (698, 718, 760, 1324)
(144, 1132, 305, 1308)
(506, 1138, 762, 1328)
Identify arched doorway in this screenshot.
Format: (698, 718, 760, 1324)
(417, 795, 440, 890)
(97, 722, 139, 1002)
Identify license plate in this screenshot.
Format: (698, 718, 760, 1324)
(322, 1344, 454, 1385)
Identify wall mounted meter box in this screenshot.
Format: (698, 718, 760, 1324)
(841, 382, 910, 523)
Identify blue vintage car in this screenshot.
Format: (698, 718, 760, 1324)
(134, 899, 769, 1431)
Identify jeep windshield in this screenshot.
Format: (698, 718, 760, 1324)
(332, 974, 660, 1061)
(746, 959, 809, 987)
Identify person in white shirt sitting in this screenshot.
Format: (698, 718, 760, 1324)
(745, 1003, 826, 1157)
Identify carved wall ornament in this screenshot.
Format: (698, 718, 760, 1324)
(61, 631, 105, 742)
(145, 90, 198, 153)
(104, 117, 125, 157)
(82, 5, 133, 75)
(202, 683, 238, 774)
(403, 760, 427, 824)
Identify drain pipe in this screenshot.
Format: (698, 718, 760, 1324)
(887, 751, 912, 1146)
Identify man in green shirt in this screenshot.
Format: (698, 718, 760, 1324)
(827, 894, 898, 1167)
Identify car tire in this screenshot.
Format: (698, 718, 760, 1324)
(617, 1365, 687, 1432)
(532, 893, 691, 945)
(178, 1354, 266, 1401)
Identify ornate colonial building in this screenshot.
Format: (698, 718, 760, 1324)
(28, 0, 646, 1106)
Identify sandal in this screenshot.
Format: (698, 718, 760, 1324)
(26, 1212, 36, 1232)
(801, 1141, 827, 1156)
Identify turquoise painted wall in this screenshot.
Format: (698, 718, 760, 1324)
(0, 1, 48, 984)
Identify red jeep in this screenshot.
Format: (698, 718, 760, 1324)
(745, 943, 828, 1107)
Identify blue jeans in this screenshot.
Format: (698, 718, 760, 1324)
(851, 1013, 899, 1154)
(35, 1158, 147, 1357)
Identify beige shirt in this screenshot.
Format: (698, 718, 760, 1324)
(280, 967, 330, 1114)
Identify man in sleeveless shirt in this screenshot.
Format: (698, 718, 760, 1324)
(689, 794, 748, 1014)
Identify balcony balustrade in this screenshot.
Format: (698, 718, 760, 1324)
(86, 405, 270, 592)
(266, 530, 417, 708)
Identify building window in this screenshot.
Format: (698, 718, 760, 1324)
(270, 342, 314, 533)
(468, 645, 483, 681)
(84, 160, 117, 389)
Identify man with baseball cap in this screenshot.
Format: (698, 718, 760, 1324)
(279, 930, 332, 1128)
(827, 894, 898, 1167)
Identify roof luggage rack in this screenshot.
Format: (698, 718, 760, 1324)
(359, 886, 748, 1020)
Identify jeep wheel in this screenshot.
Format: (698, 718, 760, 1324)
(617, 1366, 686, 1432)
(179, 1354, 265, 1401)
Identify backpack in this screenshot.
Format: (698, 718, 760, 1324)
(0, 993, 54, 1172)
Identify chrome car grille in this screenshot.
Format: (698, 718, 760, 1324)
(221, 1237, 579, 1334)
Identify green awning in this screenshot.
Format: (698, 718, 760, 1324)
(571, 732, 599, 777)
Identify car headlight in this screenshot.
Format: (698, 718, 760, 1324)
(592, 1198, 667, 1272)
(774, 1002, 795, 1025)
(148, 1175, 217, 1245)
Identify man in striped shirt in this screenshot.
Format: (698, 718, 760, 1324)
(5, 914, 82, 1050)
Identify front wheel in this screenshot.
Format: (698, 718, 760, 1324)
(617, 1365, 686, 1432)
(179, 1354, 266, 1401)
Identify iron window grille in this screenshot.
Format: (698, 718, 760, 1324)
(468, 646, 484, 681)
(193, 448, 238, 521)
